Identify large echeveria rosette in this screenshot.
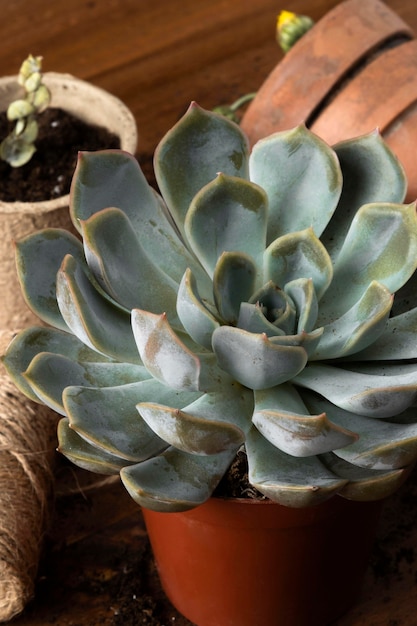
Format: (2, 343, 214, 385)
(4, 102, 417, 512)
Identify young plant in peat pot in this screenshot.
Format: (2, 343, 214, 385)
(3, 103, 417, 626)
(0, 55, 137, 329)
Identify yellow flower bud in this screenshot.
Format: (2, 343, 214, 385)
(276, 10, 314, 53)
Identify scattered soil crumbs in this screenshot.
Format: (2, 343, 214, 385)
(0, 107, 120, 202)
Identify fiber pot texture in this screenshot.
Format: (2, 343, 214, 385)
(142, 495, 383, 626)
(0, 72, 137, 330)
(241, 0, 417, 201)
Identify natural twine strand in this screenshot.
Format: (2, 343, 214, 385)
(0, 330, 58, 622)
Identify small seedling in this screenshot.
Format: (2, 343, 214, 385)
(0, 55, 51, 167)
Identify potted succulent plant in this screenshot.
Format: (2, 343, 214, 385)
(3, 103, 417, 625)
(240, 0, 417, 202)
(0, 55, 137, 330)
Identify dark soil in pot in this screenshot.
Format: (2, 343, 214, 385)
(0, 107, 120, 203)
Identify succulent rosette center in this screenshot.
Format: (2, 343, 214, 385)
(4, 102, 417, 512)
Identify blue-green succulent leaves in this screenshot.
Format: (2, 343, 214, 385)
(5, 102, 417, 512)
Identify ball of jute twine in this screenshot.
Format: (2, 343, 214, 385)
(0, 330, 58, 622)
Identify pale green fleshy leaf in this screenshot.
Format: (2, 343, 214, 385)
(24, 352, 151, 414)
(56, 254, 141, 364)
(1, 326, 112, 402)
(212, 326, 307, 390)
(318, 203, 417, 322)
(138, 404, 244, 455)
(349, 308, 417, 360)
(63, 380, 199, 462)
(311, 281, 393, 360)
(237, 302, 286, 337)
(138, 384, 252, 455)
(15, 229, 85, 331)
(270, 328, 324, 358)
(213, 252, 258, 324)
(0, 136, 36, 167)
(132, 309, 200, 390)
(391, 271, 417, 316)
(304, 392, 417, 470)
(131, 309, 229, 392)
(246, 427, 347, 507)
(70, 150, 212, 291)
(248, 281, 296, 334)
(320, 452, 410, 501)
(57, 418, 130, 475)
(321, 131, 407, 261)
(284, 278, 318, 333)
(184, 174, 267, 278)
(154, 103, 249, 242)
(120, 446, 237, 512)
(249, 125, 342, 244)
(264, 227, 333, 300)
(176, 269, 220, 350)
(81, 207, 180, 324)
(253, 383, 357, 457)
(295, 363, 417, 418)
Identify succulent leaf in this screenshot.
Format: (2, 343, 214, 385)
(237, 302, 286, 337)
(284, 278, 318, 333)
(320, 452, 410, 501)
(319, 202, 417, 322)
(350, 308, 417, 361)
(185, 174, 267, 279)
(58, 418, 132, 475)
(264, 227, 333, 300)
(213, 252, 257, 324)
(71, 150, 210, 291)
(305, 391, 417, 470)
(312, 281, 393, 360)
(253, 384, 357, 457)
(321, 131, 407, 260)
(2, 326, 111, 402)
(15, 229, 84, 330)
(154, 103, 249, 242)
(138, 384, 252, 455)
(121, 446, 238, 512)
(212, 326, 308, 389)
(63, 380, 196, 461)
(81, 207, 180, 323)
(248, 281, 296, 334)
(246, 427, 347, 507)
(295, 363, 417, 418)
(249, 125, 342, 244)
(176, 269, 220, 349)
(132, 309, 201, 390)
(57, 254, 140, 363)
(24, 352, 150, 414)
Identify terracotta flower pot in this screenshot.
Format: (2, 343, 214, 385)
(143, 495, 383, 626)
(0, 72, 138, 330)
(241, 0, 417, 201)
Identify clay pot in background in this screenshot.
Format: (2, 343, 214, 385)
(241, 0, 417, 201)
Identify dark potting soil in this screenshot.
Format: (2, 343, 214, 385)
(0, 107, 120, 203)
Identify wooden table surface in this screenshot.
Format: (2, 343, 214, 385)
(2, 0, 417, 624)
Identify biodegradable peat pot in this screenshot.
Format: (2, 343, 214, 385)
(142, 495, 383, 626)
(0, 72, 137, 330)
(241, 0, 417, 201)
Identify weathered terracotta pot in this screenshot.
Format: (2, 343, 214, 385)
(241, 0, 417, 201)
(0, 72, 137, 330)
(143, 495, 383, 626)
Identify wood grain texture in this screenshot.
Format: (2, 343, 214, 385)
(2, 1, 417, 624)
